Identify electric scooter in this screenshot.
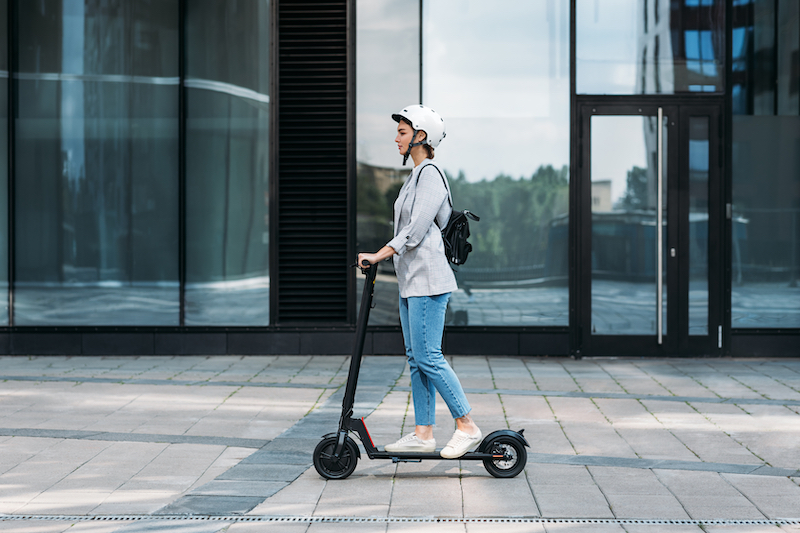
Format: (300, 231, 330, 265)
(312, 261, 529, 480)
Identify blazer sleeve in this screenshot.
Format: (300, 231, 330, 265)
(386, 166, 449, 256)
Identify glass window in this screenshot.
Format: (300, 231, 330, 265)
(731, 0, 800, 328)
(355, 0, 420, 325)
(590, 115, 668, 335)
(184, 1, 270, 325)
(688, 116, 709, 336)
(14, 1, 179, 325)
(732, 0, 799, 115)
(577, 0, 725, 94)
(0, 0, 8, 324)
(424, 0, 570, 326)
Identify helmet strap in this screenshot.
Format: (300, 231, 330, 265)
(402, 127, 425, 166)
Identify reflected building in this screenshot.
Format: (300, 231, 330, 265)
(0, 0, 795, 356)
(636, 0, 673, 94)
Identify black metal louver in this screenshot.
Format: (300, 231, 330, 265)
(275, 0, 352, 323)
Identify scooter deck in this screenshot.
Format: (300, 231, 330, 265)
(372, 450, 503, 462)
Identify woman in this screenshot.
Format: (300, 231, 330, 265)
(357, 105, 481, 459)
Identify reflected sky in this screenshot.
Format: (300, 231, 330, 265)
(576, 0, 639, 94)
(357, 0, 570, 182)
(356, 0, 419, 169)
(578, 0, 725, 95)
(591, 116, 650, 206)
(423, 0, 569, 182)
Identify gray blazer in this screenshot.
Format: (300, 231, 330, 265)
(386, 160, 458, 298)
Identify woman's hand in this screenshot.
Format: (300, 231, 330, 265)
(357, 252, 379, 267)
(358, 246, 396, 268)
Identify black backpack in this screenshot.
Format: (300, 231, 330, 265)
(418, 164, 480, 266)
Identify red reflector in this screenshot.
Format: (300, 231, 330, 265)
(361, 417, 376, 448)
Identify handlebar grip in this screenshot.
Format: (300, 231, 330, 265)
(361, 259, 371, 267)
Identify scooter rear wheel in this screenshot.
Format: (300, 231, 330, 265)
(483, 434, 527, 478)
(313, 436, 359, 480)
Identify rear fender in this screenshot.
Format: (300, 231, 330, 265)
(478, 429, 530, 452)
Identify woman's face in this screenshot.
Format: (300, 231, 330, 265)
(395, 122, 424, 154)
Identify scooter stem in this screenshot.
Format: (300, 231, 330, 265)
(339, 262, 378, 429)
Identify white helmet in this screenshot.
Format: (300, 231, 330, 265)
(392, 104, 446, 165)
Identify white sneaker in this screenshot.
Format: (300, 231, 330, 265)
(440, 428, 482, 459)
(384, 433, 436, 453)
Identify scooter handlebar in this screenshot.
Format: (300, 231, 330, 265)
(350, 260, 377, 276)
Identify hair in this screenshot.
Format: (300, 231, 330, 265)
(400, 118, 435, 159)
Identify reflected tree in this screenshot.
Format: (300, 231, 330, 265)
(448, 165, 569, 270)
(615, 166, 651, 211)
(356, 163, 570, 274)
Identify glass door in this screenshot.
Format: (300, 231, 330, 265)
(578, 103, 722, 356)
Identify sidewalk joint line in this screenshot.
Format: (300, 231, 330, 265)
(0, 428, 270, 448)
(395, 385, 800, 407)
(0, 374, 338, 390)
(525, 452, 800, 477)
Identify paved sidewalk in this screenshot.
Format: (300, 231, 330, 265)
(1, 355, 800, 532)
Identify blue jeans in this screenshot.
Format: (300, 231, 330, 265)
(399, 293, 471, 426)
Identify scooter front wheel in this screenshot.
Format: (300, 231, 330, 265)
(313, 436, 359, 480)
(482, 434, 527, 478)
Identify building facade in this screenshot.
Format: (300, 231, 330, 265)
(0, 0, 797, 356)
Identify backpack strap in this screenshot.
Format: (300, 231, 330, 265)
(416, 163, 452, 207)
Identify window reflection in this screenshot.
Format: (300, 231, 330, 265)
(590, 115, 668, 335)
(731, 0, 800, 328)
(356, 0, 570, 326)
(424, 0, 570, 326)
(732, 0, 799, 115)
(355, 0, 420, 325)
(184, 0, 270, 325)
(577, 0, 725, 94)
(688, 117, 709, 335)
(14, 0, 179, 325)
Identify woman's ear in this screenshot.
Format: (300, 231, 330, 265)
(416, 130, 428, 144)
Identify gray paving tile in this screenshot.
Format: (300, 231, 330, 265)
(240, 439, 319, 465)
(389, 477, 463, 517)
(112, 521, 232, 533)
(589, 466, 673, 496)
(605, 493, 689, 518)
(307, 524, 388, 533)
(722, 473, 800, 518)
(461, 476, 539, 517)
(706, 527, 794, 533)
(654, 470, 765, 520)
(466, 524, 545, 533)
(0, 522, 72, 533)
(526, 464, 594, 486)
(542, 522, 625, 532)
(155, 495, 266, 515)
(190, 480, 288, 498)
(217, 464, 308, 482)
(622, 527, 703, 533)
(315, 476, 393, 516)
(388, 524, 464, 533)
(227, 524, 308, 533)
(532, 486, 614, 518)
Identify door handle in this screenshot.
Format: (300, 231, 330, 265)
(657, 108, 664, 346)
